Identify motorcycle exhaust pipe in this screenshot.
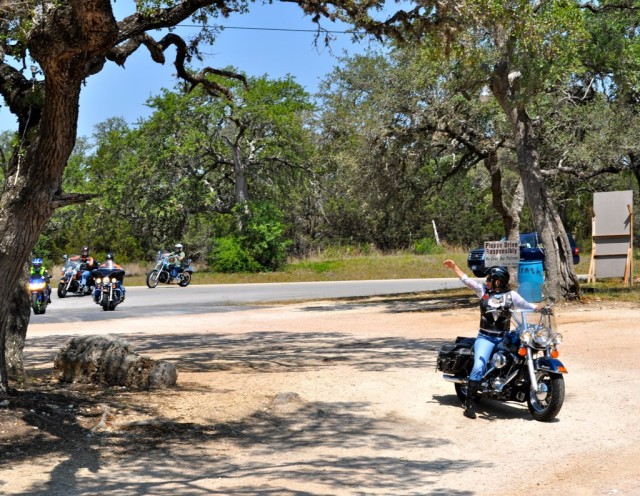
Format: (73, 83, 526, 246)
(442, 374, 466, 384)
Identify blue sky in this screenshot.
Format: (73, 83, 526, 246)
(0, 1, 380, 138)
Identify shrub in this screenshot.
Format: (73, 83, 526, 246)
(413, 237, 445, 255)
(207, 202, 291, 273)
(208, 236, 260, 273)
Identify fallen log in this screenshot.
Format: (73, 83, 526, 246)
(54, 335, 178, 388)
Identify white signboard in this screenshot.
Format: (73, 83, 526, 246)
(484, 241, 519, 267)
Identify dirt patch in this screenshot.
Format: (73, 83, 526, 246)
(1, 295, 640, 495)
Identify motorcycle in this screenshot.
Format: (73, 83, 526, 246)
(57, 254, 95, 298)
(29, 274, 51, 315)
(91, 267, 126, 311)
(146, 251, 194, 288)
(436, 303, 567, 422)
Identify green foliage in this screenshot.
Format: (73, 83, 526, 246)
(208, 236, 260, 273)
(208, 202, 291, 273)
(22, 3, 640, 269)
(241, 202, 291, 271)
(413, 237, 445, 255)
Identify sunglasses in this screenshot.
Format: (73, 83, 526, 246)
(485, 277, 492, 282)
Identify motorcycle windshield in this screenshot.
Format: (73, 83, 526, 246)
(29, 275, 47, 290)
(511, 309, 539, 334)
(64, 260, 81, 270)
(156, 251, 170, 260)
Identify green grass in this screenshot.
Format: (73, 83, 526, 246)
(111, 250, 639, 303)
(124, 252, 466, 286)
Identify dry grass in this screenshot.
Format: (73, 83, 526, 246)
(50, 250, 640, 303)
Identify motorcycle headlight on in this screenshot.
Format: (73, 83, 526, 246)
(29, 281, 46, 290)
(110, 277, 118, 283)
(520, 328, 533, 345)
(95, 277, 103, 284)
(533, 326, 552, 346)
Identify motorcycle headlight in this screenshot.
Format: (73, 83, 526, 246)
(29, 282, 46, 290)
(96, 277, 102, 284)
(111, 277, 117, 283)
(520, 330, 533, 345)
(553, 333, 563, 345)
(491, 352, 507, 368)
(534, 326, 552, 346)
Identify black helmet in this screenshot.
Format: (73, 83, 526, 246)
(487, 266, 510, 288)
(105, 253, 114, 261)
(82, 246, 89, 256)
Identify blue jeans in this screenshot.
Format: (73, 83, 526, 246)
(81, 270, 91, 287)
(470, 333, 503, 382)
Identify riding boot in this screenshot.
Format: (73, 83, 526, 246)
(464, 380, 481, 419)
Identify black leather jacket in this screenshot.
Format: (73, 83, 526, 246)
(479, 291, 513, 334)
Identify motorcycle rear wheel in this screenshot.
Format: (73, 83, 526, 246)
(527, 372, 565, 422)
(146, 270, 160, 288)
(178, 272, 191, 287)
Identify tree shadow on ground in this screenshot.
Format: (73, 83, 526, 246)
(25, 330, 452, 374)
(6, 296, 486, 495)
(4, 389, 488, 496)
(301, 293, 477, 314)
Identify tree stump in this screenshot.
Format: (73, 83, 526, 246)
(54, 335, 177, 388)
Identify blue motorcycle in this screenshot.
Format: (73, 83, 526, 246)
(146, 251, 194, 288)
(91, 267, 126, 311)
(29, 274, 51, 315)
(436, 304, 567, 422)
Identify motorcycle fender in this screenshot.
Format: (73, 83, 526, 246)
(535, 356, 568, 374)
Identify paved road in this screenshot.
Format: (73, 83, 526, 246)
(34, 278, 469, 324)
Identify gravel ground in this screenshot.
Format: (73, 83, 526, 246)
(1, 295, 639, 495)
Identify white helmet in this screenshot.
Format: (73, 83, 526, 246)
(175, 243, 183, 250)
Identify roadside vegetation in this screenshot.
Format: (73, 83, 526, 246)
(66, 245, 638, 303)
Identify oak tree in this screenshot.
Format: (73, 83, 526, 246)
(0, 0, 249, 394)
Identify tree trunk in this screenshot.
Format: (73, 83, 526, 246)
(0, 2, 119, 395)
(54, 335, 177, 388)
(511, 106, 580, 300)
(230, 140, 251, 231)
(5, 272, 31, 383)
(484, 150, 525, 241)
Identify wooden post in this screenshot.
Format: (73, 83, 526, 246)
(624, 204, 634, 287)
(587, 209, 597, 283)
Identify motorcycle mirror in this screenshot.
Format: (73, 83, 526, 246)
(63, 254, 68, 260)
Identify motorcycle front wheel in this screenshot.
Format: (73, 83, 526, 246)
(31, 293, 46, 315)
(146, 270, 160, 288)
(57, 283, 68, 298)
(527, 372, 565, 422)
(178, 272, 191, 287)
(101, 293, 115, 311)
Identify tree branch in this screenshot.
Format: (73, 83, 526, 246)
(51, 192, 99, 209)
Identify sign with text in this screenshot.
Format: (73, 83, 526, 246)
(484, 241, 519, 267)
